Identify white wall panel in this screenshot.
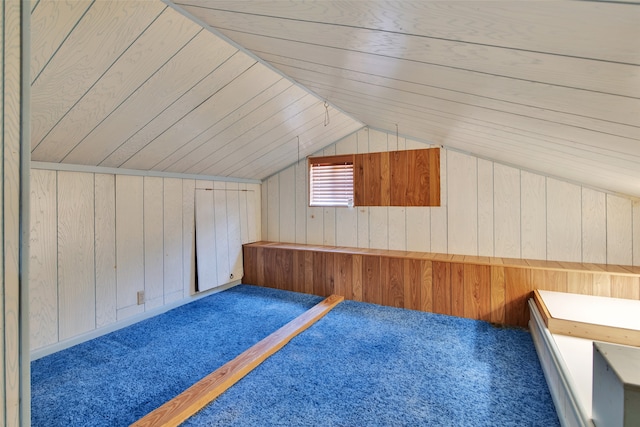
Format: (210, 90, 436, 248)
(388, 207, 406, 250)
(494, 164, 521, 258)
(369, 207, 389, 249)
(278, 167, 296, 243)
(182, 179, 196, 296)
(226, 182, 244, 280)
(294, 161, 307, 244)
(606, 194, 633, 265)
(29, 169, 58, 350)
(163, 178, 183, 302)
(369, 128, 388, 152)
(356, 128, 369, 153)
(94, 174, 116, 328)
(336, 207, 358, 248)
(306, 206, 324, 245)
(214, 184, 231, 285)
(335, 132, 357, 155)
(430, 149, 448, 253)
(267, 174, 280, 241)
(521, 171, 546, 260)
(447, 151, 477, 256)
(195, 188, 217, 291)
(238, 183, 250, 245)
(116, 175, 144, 319)
(406, 207, 430, 252)
(261, 182, 268, 241)
(582, 188, 607, 264)
(57, 171, 95, 340)
(634, 201, 640, 267)
(143, 177, 164, 310)
(324, 207, 337, 246)
(247, 184, 261, 242)
(477, 159, 494, 257)
(547, 178, 582, 262)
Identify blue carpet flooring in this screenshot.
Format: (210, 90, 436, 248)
(32, 285, 559, 426)
(31, 286, 322, 426)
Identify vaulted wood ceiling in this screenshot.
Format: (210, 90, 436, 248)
(31, 0, 640, 198)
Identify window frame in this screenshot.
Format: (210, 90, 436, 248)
(308, 154, 355, 207)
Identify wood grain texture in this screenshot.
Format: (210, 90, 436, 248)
(504, 268, 532, 326)
(389, 150, 407, 206)
(57, 172, 96, 339)
(3, 0, 24, 421)
(132, 295, 344, 427)
(432, 261, 451, 315)
(94, 174, 117, 328)
(116, 175, 145, 319)
(243, 242, 640, 326)
(490, 266, 506, 324)
(450, 263, 465, 317)
(463, 264, 491, 321)
(29, 169, 58, 350)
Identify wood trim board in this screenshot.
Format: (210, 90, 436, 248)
(533, 290, 640, 347)
(131, 294, 344, 427)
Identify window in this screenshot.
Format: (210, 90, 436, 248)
(308, 155, 354, 207)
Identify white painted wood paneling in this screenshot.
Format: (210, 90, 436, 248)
(357, 207, 370, 249)
(267, 174, 279, 242)
(306, 206, 324, 245)
(521, 171, 546, 260)
(606, 195, 633, 266)
(634, 201, 640, 267)
(143, 177, 164, 310)
(368, 128, 388, 152)
(477, 158, 494, 257)
(115, 175, 144, 319)
(214, 185, 231, 286)
(582, 188, 607, 264)
(336, 206, 358, 248)
(163, 178, 183, 302)
(247, 184, 261, 242)
(388, 207, 406, 250)
(94, 174, 116, 328)
(29, 169, 58, 350)
(226, 182, 244, 280)
(57, 171, 95, 340)
(261, 182, 268, 241)
(278, 167, 295, 243)
(406, 207, 430, 252)
(430, 149, 448, 253)
(182, 179, 196, 296)
(294, 160, 307, 244)
(547, 178, 582, 263)
(369, 207, 389, 249)
(31, 1, 164, 148)
(447, 151, 477, 256)
(324, 207, 336, 246)
(194, 188, 217, 292)
(494, 164, 521, 258)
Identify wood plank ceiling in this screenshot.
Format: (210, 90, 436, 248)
(30, 0, 640, 198)
(30, 0, 363, 181)
(171, 0, 640, 198)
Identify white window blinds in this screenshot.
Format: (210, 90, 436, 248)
(309, 155, 354, 207)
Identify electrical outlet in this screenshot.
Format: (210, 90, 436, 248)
(137, 291, 145, 305)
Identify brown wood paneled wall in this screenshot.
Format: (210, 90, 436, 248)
(312, 147, 440, 207)
(243, 242, 640, 327)
(353, 148, 440, 207)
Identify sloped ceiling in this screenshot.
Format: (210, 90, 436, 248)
(171, 0, 640, 198)
(31, 0, 640, 198)
(29, 0, 362, 180)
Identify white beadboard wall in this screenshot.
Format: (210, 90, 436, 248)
(262, 128, 640, 267)
(29, 168, 261, 354)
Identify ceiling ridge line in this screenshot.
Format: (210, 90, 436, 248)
(178, 3, 640, 67)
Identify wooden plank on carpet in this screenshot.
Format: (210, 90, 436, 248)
(131, 294, 344, 427)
